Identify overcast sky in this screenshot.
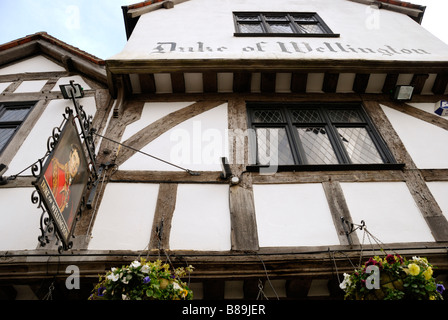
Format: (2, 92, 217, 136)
(0, 0, 447, 60)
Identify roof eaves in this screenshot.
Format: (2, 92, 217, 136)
(348, 0, 426, 23)
(0, 32, 107, 85)
(122, 0, 189, 39)
(0, 32, 105, 66)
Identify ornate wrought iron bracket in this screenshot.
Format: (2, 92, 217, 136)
(30, 82, 98, 253)
(66, 80, 98, 180)
(341, 217, 366, 246)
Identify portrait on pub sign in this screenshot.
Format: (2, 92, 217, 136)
(36, 116, 89, 246)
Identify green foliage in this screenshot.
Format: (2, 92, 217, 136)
(89, 259, 194, 300)
(340, 255, 445, 300)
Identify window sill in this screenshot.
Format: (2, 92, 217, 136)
(234, 33, 340, 38)
(246, 163, 405, 173)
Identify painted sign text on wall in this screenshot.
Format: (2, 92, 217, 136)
(152, 41, 431, 57)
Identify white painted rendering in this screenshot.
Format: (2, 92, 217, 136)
(365, 74, 387, 93)
(111, 0, 448, 62)
(169, 184, 231, 251)
(14, 80, 48, 93)
(306, 73, 324, 93)
(252, 183, 340, 247)
(0, 55, 65, 75)
(0, 82, 12, 93)
(340, 182, 435, 243)
(87, 183, 160, 250)
(426, 182, 448, 220)
(5, 97, 97, 176)
(51, 75, 92, 92)
(336, 73, 356, 93)
(120, 103, 229, 172)
(121, 102, 193, 142)
(0, 188, 41, 251)
(380, 104, 448, 169)
(408, 102, 448, 119)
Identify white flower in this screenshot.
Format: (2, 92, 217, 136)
(172, 282, 182, 291)
(141, 265, 150, 273)
(339, 273, 352, 290)
(122, 274, 132, 284)
(122, 294, 129, 300)
(107, 273, 119, 282)
(130, 260, 141, 268)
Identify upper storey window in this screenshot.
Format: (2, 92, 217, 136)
(233, 12, 339, 37)
(0, 102, 35, 154)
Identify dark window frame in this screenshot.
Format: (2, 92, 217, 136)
(0, 101, 36, 154)
(246, 103, 403, 172)
(233, 12, 339, 37)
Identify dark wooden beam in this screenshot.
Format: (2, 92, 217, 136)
(290, 72, 308, 93)
(432, 73, 448, 94)
(233, 72, 251, 93)
(229, 184, 259, 251)
(381, 101, 448, 131)
(322, 73, 339, 93)
(139, 74, 156, 93)
(203, 280, 225, 300)
(149, 183, 178, 250)
(286, 278, 312, 299)
(322, 181, 360, 246)
(353, 73, 370, 93)
(410, 73, 429, 95)
(170, 72, 185, 93)
(203, 72, 218, 93)
(382, 73, 399, 94)
(115, 100, 226, 166)
(260, 72, 276, 93)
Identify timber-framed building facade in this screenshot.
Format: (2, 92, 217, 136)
(0, 0, 448, 300)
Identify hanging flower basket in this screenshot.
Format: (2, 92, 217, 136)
(340, 255, 445, 300)
(89, 259, 194, 300)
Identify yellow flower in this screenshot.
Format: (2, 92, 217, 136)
(423, 267, 433, 280)
(430, 295, 436, 300)
(408, 263, 420, 276)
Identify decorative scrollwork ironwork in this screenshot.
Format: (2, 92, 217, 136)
(63, 106, 73, 120)
(31, 158, 44, 178)
(46, 126, 63, 154)
(32, 189, 56, 248)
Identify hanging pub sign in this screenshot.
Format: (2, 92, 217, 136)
(34, 114, 90, 250)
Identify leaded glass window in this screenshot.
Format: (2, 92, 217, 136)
(0, 102, 35, 153)
(248, 104, 395, 167)
(234, 12, 338, 37)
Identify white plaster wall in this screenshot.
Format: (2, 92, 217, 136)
(14, 80, 48, 93)
(0, 82, 12, 93)
(0, 188, 41, 251)
(121, 102, 193, 141)
(0, 56, 65, 75)
(408, 102, 448, 119)
(426, 182, 448, 220)
(88, 183, 159, 250)
(169, 184, 231, 251)
(111, 0, 448, 62)
(120, 103, 229, 172)
(340, 182, 434, 243)
(6, 97, 97, 176)
(50, 75, 92, 92)
(252, 183, 340, 247)
(380, 104, 448, 169)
